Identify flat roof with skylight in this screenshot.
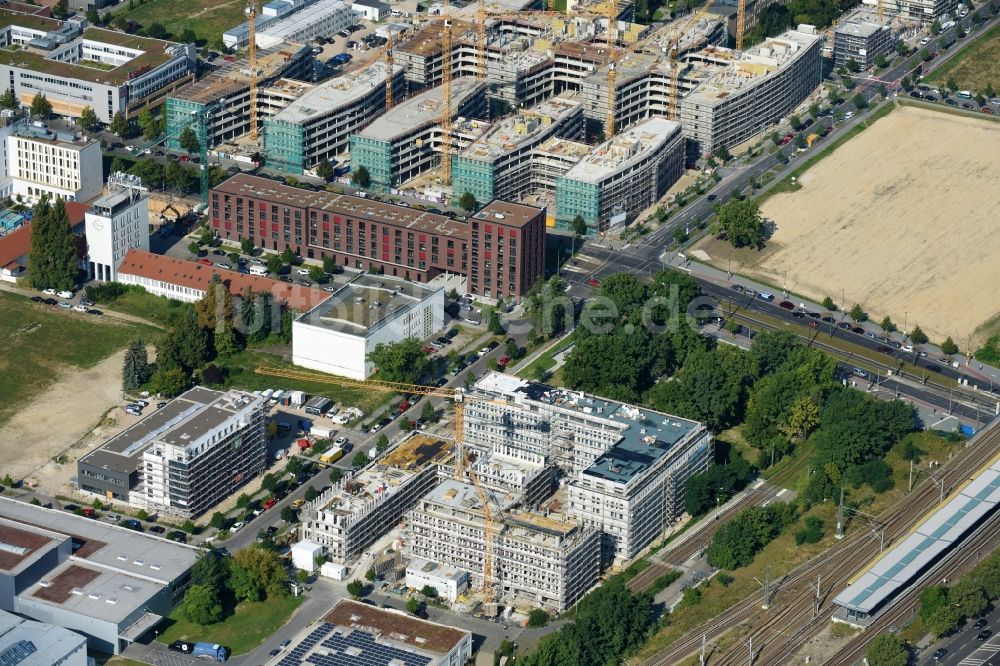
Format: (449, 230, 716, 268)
(296, 274, 442, 336)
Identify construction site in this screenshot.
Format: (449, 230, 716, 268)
(157, 0, 826, 232)
(290, 370, 714, 614)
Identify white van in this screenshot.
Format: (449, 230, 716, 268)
(249, 264, 269, 276)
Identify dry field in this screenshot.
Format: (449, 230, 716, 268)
(739, 104, 1000, 345)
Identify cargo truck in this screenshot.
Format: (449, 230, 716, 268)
(319, 447, 345, 465)
(192, 642, 228, 662)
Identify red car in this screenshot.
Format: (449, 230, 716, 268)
(587, 277, 600, 288)
(779, 300, 795, 310)
(179, 155, 190, 162)
(262, 498, 277, 510)
(498, 356, 510, 367)
(197, 258, 213, 266)
(780, 133, 794, 145)
(808, 321, 819, 329)
(421, 346, 437, 354)
(982, 107, 994, 114)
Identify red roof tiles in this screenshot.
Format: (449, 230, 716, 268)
(117, 249, 331, 311)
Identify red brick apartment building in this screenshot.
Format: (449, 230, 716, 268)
(210, 174, 545, 302)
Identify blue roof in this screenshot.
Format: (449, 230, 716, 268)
(833, 441, 1000, 615)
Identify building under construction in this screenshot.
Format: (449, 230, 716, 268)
(451, 93, 585, 207)
(263, 61, 405, 174)
(405, 480, 601, 612)
(297, 433, 452, 563)
(555, 116, 684, 233)
(349, 78, 489, 192)
(833, 9, 893, 70)
(465, 372, 713, 565)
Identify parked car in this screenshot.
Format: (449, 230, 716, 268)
(149, 525, 166, 534)
(778, 301, 795, 310)
(57, 301, 72, 309)
(292, 499, 306, 509)
(105, 512, 121, 523)
(63, 503, 80, 512)
(42, 288, 56, 295)
(229, 521, 246, 533)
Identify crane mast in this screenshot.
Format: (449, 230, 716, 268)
(441, 19, 454, 184)
(247, 0, 258, 140)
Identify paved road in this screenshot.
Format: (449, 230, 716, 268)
(925, 606, 1000, 666)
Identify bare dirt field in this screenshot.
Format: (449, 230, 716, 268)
(736, 104, 1000, 345)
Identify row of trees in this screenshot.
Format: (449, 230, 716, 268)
(705, 502, 798, 570)
(918, 547, 1000, 637)
(683, 451, 755, 517)
(26, 196, 78, 291)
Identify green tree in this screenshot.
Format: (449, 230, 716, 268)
(852, 92, 867, 110)
(142, 117, 161, 140)
(112, 14, 128, 30)
(181, 519, 196, 533)
(316, 158, 334, 180)
(790, 114, 803, 130)
(183, 583, 224, 625)
(27, 197, 77, 291)
(880, 316, 896, 333)
(110, 111, 132, 138)
(191, 549, 229, 592)
(209, 512, 226, 529)
(845, 58, 861, 73)
(716, 198, 766, 249)
(931, 18, 942, 34)
(527, 608, 550, 627)
(406, 597, 422, 614)
(484, 307, 504, 335)
(110, 156, 128, 175)
(266, 253, 284, 274)
(986, 83, 996, 98)
(367, 338, 430, 384)
(351, 165, 371, 188)
(715, 145, 732, 162)
(229, 546, 287, 602)
(144, 22, 169, 39)
(571, 214, 588, 251)
(179, 27, 197, 44)
(458, 191, 478, 212)
(52, 0, 69, 19)
(30, 93, 52, 119)
(122, 338, 151, 390)
(149, 367, 190, 398)
(329, 468, 342, 484)
(136, 108, 153, 132)
(420, 585, 438, 598)
(365, 567, 376, 581)
(280, 506, 296, 523)
(376, 433, 389, 453)
(849, 304, 867, 322)
(347, 580, 364, 598)
(782, 395, 820, 442)
(79, 106, 99, 131)
(85, 7, 100, 25)
(866, 634, 909, 666)
(941, 336, 958, 355)
(420, 401, 437, 423)
(179, 126, 200, 154)
(240, 238, 255, 254)
(304, 486, 318, 502)
(130, 158, 163, 188)
(214, 319, 238, 357)
(188, 241, 201, 256)
(822, 296, 837, 311)
(280, 246, 295, 264)
(909, 325, 928, 345)
(308, 265, 327, 283)
(352, 452, 370, 468)
(0, 88, 17, 110)
(874, 52, 888, 68)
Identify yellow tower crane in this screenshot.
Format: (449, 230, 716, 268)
(247, 0, 259, 140)
(736, 0, 746, 50)
(254, 365, 500, 606)
(441, 19, 454, 184)
(385, 32, 395, 108)
(477, 0, 487, 80)
(605, 0, 619, 137)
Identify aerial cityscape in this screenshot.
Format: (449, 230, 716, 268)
(0, 0, 996, 662)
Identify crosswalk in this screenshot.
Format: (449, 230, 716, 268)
(959, 635, 1000, 666)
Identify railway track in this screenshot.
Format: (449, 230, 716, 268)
(627, 484, 778, 593)
(642, 420, 1000, 666)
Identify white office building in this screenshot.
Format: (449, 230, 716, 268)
(292, 273, 444, 379)
(256, 0, 354, 49)
(2, 121, 102, 204)
(405, 559, 469, 603)
(85, 173, 149, 282)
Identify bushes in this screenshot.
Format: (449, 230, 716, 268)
(683, 453, 755, 516)
(706, 503, 797, 570)
(794, 516, 824, 545)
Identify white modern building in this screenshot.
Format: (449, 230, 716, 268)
(79, 387, 269, 518)
(0, 11, 196, 122)
(352, 0, 390, 20)
(85, 173, 149, 282)
(405, 559, 469, 603)
(255, 0, 354, 49)
(2, 120, 102, 204)
(292, 273, 444, 379)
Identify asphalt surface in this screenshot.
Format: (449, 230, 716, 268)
(925, 605, 1000, 666)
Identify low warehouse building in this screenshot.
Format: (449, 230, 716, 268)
(405, 559, 469, 603)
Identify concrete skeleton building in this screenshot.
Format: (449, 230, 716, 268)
(298, 434, 453, 563)
(84, 173, 149, 282)
(164, 44, 314, 153)
(833, 9, 894, 70)
(209, 174, 546, 302)
(405, 479, 601, 611)
(77, 387, 268, 519)
(451, 93, 585, 207)
(859, 0, 958, 19)
(292, 273, 444, 379)
(0, 118, 102, 204)
(554, 116, 684, 234)
(264, 61, 405, 174)
(350, 78, 488, 192)
(465, 372, 713, 565)
(0, 10, 196, 122)
(0, 497, 198, 655)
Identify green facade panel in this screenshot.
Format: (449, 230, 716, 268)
(263, 119, 305, 175)
(555, 177, 600, 236)
(350, 135, 393, 193)
(164, 97, 205, 152)
(451, 156, 496, 207)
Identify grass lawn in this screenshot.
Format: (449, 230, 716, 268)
(94, 287, 192, 328)
(106, 659, 151, 666)
(926, 21, 1000, 93)
(113, 0, 246, 47)
(0, 290, 156, 428)
(157, 594, 302, 655)
(217, 349, 391, 415)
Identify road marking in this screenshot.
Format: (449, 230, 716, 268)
(776, 488, 788, 497)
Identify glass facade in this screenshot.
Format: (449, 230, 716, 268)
(349, 135, 393, 192)
(554, 177, 600, 236)
(263, 118, 305, 175)
(164, 97, 206, 152)
(451, 156, 496, 206)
